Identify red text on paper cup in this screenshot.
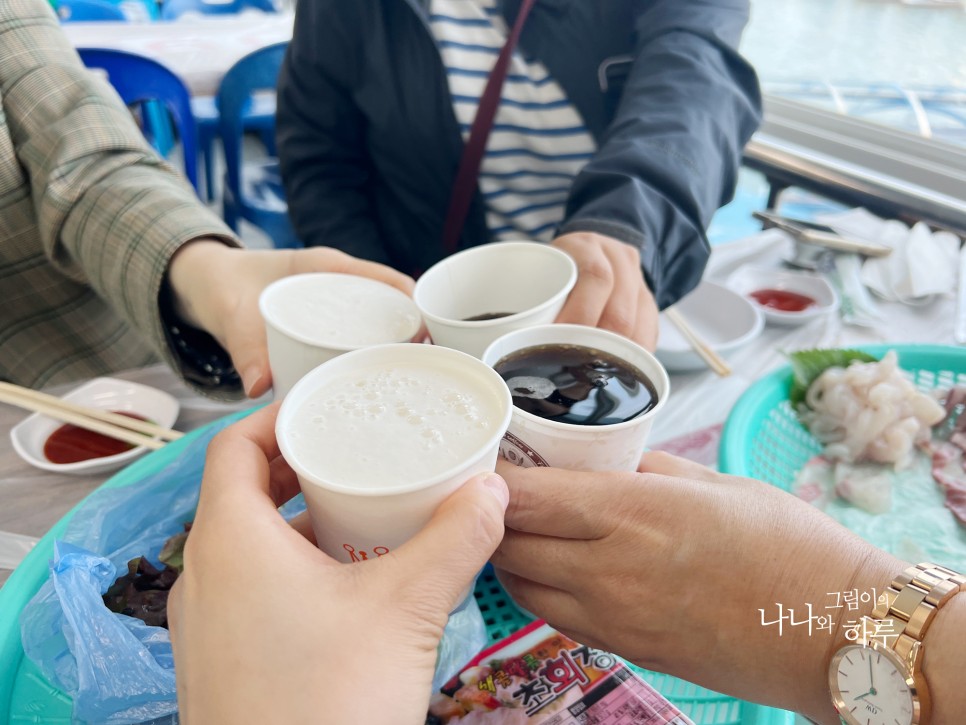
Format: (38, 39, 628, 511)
(343, 544, 391, 562)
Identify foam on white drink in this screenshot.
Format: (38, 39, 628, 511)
(284, 363, 505, 488)
(261, 274, 420, 348)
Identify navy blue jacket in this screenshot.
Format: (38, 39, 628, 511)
(277, 0, 761, 308)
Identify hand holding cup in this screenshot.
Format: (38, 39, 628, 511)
(168, 404, 509, 724)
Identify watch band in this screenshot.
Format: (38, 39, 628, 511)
(158, 277, 241, 393)
(871, 562, 966, 661)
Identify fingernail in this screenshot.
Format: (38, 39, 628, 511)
(482, 473, 509, 509)
(242, 366, 263, 397)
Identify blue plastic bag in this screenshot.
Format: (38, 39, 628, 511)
(19, 415, 487, 723)
(20, 420, 228, 724)
(21, 542, 178, 723)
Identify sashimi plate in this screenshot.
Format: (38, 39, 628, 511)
(720, 343, 966, 571)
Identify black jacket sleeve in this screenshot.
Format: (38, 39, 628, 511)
(276, 3, 392, 264)
(558, 0, 762, 309)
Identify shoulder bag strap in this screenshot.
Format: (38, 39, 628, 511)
(441, 0, 538, 257)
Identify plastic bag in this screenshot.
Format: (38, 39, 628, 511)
(20, 415, 487, 723)
(435, 589, 488, 692)
(20, 542, 179, 724)
(20, 420, 226, 724)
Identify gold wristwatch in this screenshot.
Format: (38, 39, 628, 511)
(828, 562, 965, 725)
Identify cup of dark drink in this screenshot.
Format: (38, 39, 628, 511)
(413, 241, 577, 358)
(482, 324, 670, 471)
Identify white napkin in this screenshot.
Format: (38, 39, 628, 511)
(704, 228, 795, 280)
(817, 209, 961, 304)
(830, 253, 886, 328)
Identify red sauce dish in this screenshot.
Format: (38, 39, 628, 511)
(726, 266, 838, 328)
(10, 377, 180, 474)
(43, 412, 150, 464)
(748, 288, 817, 313)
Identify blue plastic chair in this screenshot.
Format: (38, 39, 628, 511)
(58, 0, 127, 21)
(160, 0, 276, 19)
(59, 0, 160, 24)
(108, 0, 161, 21)
(192, 89, 276, 201)
(77, 48, 200, 195)
(164, 0, 279, 199)
(218, 42, 300, 248)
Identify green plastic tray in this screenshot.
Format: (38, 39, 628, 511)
(720, 343, 966, 486)
(1, 408, 792, 724)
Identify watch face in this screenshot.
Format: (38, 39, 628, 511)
(831, 644, 916, 725)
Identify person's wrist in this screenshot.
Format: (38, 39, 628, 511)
(555, 230, 622, 248)
(161, 240, 245, 392)
(725, 518, 902, 724)
(804, 548, 907, 724)
(166, 239, 236, 332)
(923, 590, 966, 723)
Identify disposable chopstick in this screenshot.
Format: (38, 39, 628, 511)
(0, 382, 182, 441)
(664, 308, 732, 377)
(0, 388, 165, 450)
(0, 384, 170, 449)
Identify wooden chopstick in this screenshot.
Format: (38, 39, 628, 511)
(664, 307, 732, 377)
(0, 382, 177, 449)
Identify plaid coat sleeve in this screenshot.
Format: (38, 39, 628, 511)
(0, 0, 242, 392)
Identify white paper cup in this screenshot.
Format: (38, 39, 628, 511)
(276, 343, 513, 565)
(481, 324, 670, 472)
(413, 241, 577, 358)
(259, 273, 421, 398)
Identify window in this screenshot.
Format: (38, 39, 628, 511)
(741, 0, 966, 145)
(711, 0, 966, 241)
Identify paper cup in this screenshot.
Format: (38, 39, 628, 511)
(481, 324, 670, 472)
(413, 241, 577, 358)
(259, 273, 421, 398)
(276, 343, 513, 564)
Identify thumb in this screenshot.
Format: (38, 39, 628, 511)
(391, 472, 508, 614)
(223, 322, 273, 398)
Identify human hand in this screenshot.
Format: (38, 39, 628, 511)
(551, 232, 658, 351)
(491, 452, 901, 723)
(168, 405, 508, 725)
(166, 241, 416, 396)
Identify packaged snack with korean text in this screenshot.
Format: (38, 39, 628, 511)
(428, 621, 693, 724)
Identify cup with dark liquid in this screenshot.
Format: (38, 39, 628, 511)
(413, 241, 577, 358)
(482, 324, 670, 471)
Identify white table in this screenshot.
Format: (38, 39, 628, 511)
(1, 228, 961, 584)
(61, 10, 294, 97)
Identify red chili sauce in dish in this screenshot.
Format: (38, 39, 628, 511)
(748, 288, 816, 313)
(43, 412, 149, 464)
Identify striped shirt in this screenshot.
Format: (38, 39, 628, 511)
(430, 0, 597, 242)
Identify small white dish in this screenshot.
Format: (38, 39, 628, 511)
(656, 280, 763, 373)
(10, 377, 180, 476)
(727, 266, 839, 327)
